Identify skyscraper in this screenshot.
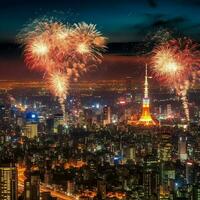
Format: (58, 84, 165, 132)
(178, 136, 188, 161)
(24, 171, 40, 200)
(103, 106, 111, 126)
(143, 170, 160, 200)
(0, 163, 18, 200)
(24, 123, 38, 138)
(97, 180, 106, 200)
(67, 180, 75, 195)
(123, 146, 136, 162)
(53, 114, 64, 133)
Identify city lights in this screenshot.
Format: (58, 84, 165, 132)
(1, 1, 200, 200)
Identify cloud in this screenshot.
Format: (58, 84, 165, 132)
(152, 16, 186, 28)
(147, 0, 158, 8)
(82, 54, 149, 80)
(112, 14, 188, 42)
(175, 0, 200, 6)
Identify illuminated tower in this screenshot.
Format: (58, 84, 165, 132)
(137, 65, 157, 126)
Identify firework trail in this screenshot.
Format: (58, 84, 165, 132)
(47, 72, 69, 120)
(151, 37, 200, 122)
(19, 18, 106, 122)
(178, 81, 190, 122)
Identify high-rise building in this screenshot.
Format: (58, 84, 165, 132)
(143, 170, 159, 200)
(24, 123, 38, 138)
(124, 108, 132, 122)
(103, 106, 111, 126)
(67, 180, 75, 195)
(160, 134, 172, 162)
(160, 163, 175, 198)
(44, 169, 53, 185)
(123, 146, 136, 162)
(166, 104, 172, 117)
(178, 136, 188, 161)
(24, 179, 31, 200)
(24, 172, 40, 200)
(17, 116, 24, 127)
(193, 184, 200, 200)
(97, 180, 106, 199)
(46, 118, 54, 133)
(0, 163, 18, 200)
(186, 161, 193, 184)
(53, 114, 64, 133)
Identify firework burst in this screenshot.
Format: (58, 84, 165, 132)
(19, 19, 74, 73)
(151, 37, 200, 122)
(19, 18, 106, 122)
(73, 23, 106, 57)
(151, 44, 183, 82)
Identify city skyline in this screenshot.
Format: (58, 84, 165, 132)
(1, 1, 200, 200)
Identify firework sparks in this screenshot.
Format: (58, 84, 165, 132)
(19, 18, 106, 122)
(151, 45, 183, 80)
(77, 43, 90, 54)
(151, 37, 200, 122)
(19, 19, 106, 74)
(31, 39, 49, 56)
(48, 72, 68, 100)
(24, 36, 53, 71)
(47, 72, 68, 119)
(73, 22, 106, 60)
(19, 19, 71, 73)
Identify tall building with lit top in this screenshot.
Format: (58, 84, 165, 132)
(0, 163, 18, 200)
(24, 112, 38, 138)
(24, 169, 40, 200)
(178, 136, 187, 161)
(103, 106, 111, 126)
(24, 123, 38, 138)
(137, 65, 158, 126)
(53, 114, 64, 133)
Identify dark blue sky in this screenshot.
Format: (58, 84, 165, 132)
(0, 0, 200, 81)
(1, 0, 200, 42)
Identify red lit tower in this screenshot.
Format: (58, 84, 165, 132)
(137, 65, 158, 126)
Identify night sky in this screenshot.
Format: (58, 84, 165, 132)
(0, 0, 200, 81)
